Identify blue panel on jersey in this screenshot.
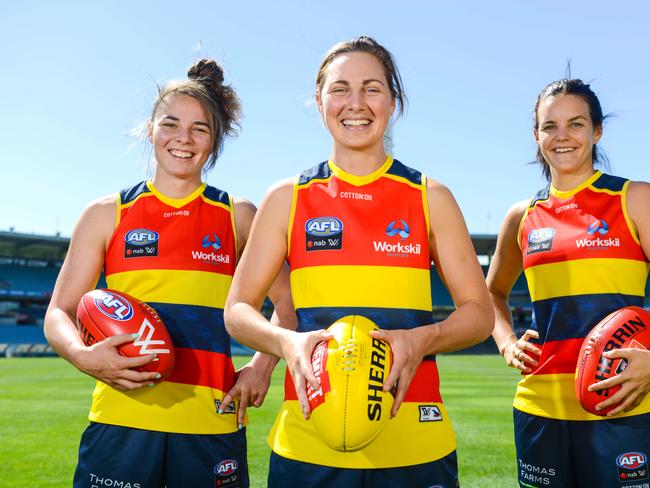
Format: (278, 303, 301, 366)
(387, 159, 422, 185)
(298, 161, 331, 185)
(531, 293, 644, 342)
(592, 173, 626, 192)
(148, 302, 229, 354)
(202, 185, 230, 206)
(296, 306, 434, 332)
(530, 185, 551, 208)
(120, 181, 150, 205)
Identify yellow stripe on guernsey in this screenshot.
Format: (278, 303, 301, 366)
(107, 269, 232, 308)
(269, 401, 455, 469)
(525, 258, 649, 302)
(89, 382, 226, 434)
(515, 374, 650, 420)
(291, 265, 432, 310)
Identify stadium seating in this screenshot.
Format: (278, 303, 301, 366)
(0, 232, 647, 358)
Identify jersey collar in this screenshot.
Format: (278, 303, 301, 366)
(327, 155, 393, 187)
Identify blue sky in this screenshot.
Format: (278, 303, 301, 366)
(1, 1, 648, 237)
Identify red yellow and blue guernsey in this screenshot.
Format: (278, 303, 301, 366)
(267, 156, 456, 468)
(517, 171, 650, 420)
(89, 180, 239, 434)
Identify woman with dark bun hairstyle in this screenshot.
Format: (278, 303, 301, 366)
(44, 59, 295, 487)
(488, 78, 650, 487)
(225, 36, 494, 487)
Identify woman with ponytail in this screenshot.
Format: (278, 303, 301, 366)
(44, 59, 295, 487)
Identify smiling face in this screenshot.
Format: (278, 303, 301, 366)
(148, 93, 213, 183)
(534, 94, 602, 182)
(316, 51, 395, 161)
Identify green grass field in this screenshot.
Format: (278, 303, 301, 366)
(0, 355, 520, 487)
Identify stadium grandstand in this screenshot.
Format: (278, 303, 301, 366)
(0, 230, 647, 357)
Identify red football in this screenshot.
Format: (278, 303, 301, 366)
(76, 288, 175, 380)
(575, 306, 650, 415)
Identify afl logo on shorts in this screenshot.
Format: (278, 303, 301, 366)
(125, 228, 159, 258)
(616, 452, 648, 482)
(305, 217, 343, 252)
(93, 290, 134, 321)
(617, 452, 647, 469)
(527, 227, 555, 255)
(214, 459, 239, 487)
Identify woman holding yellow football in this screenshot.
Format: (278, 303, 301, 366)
(488, 78, 650, 487)
(225, 36, 493, 487)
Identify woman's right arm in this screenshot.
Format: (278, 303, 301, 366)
(44, 196, 157, 390)
(224, 179, 332, 419)
(487, 201, 540, 373)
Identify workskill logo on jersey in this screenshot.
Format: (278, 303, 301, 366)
(575, 219, 620, 250)
(616, 452, 648, 483)
(191, 234, 230, 265)
(305, 216, 343, 251)
(124, 228, 159, 258)
(373, 219, 421, 257)
(214, 459, 239, 487)
(526, 227, 555, 255)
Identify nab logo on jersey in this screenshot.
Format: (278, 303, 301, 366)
(94, 291, 134, 321)
(125, 228, 159, 258)
(305, 217, 343, 251)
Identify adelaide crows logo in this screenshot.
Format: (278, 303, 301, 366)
(587, 219, 608, 236)
(386, 219, 410, 240)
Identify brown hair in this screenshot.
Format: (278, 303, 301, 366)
(533, 78, 608, 181)
(151, 59, 241, 172)
(316, 36, 406, 116)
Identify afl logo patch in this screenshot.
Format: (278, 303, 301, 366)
(93, 290, 134, 321)
(616, 451, 648, 482)
(527, 227, 555, 255)
(214, 459, 239, 487)
(305, 217, 343, 237)
(125, 228, 159, 259)
(305, 217, 343, 252)
(617, 452, 647, 470)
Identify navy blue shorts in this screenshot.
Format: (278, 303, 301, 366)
(514, 408, 650, 488)
(268, 450, 458, 488)
(73, 422, 249, 488)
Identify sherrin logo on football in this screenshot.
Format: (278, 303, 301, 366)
(307, 315, 393, 452)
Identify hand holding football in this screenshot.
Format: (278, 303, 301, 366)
(307, 315, 393, 452)
(76, 289, 175, 380)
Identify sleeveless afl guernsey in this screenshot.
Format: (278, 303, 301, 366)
(89, 180, 239, 434)
(517, 171, 650, 420)
(267, 156, 456, 468)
